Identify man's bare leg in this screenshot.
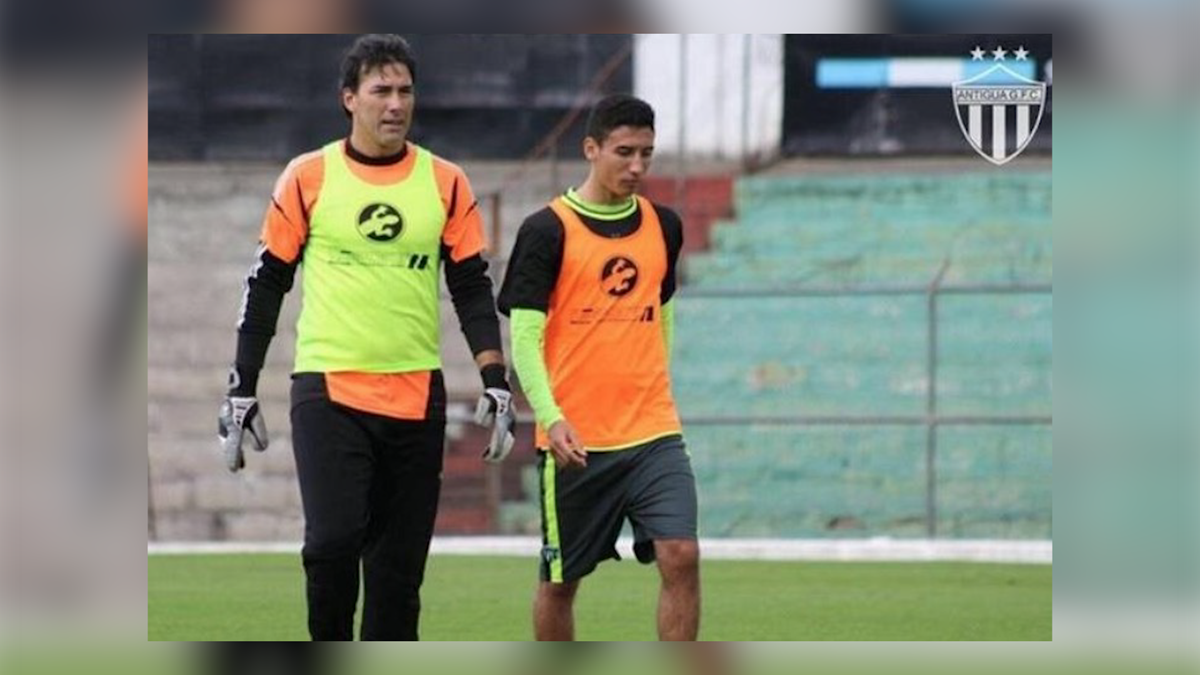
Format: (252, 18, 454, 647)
(655, 538, 700, 640)
(534, 579, 580, 641)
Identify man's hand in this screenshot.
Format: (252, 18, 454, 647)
(547, 419, 587, 469)
(474, 387, 516, 463)
(218, 396, 269, 472)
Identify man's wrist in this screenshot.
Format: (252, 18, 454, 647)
(227, 364, 260, 397)
(481, 363, 508, 391)
(538, 410, 564, 431)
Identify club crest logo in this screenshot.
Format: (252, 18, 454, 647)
(952, 46, 1046, 166)
(600, 256, 639, 297)
(357, 203, 404, 242)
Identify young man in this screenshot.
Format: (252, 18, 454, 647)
(217, 34, 517, 641)
(498, 94, 700, 641)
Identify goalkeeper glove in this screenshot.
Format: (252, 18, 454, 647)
(217, 366, 268, 472)
(474, 365, 517, 463)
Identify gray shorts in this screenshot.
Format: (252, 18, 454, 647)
(538, 434, 698, 583)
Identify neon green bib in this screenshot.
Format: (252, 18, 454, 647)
(294, 141, 445, 372)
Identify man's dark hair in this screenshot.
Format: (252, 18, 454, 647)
(339, 34, 417, 117)
(585, 94, 655, 144)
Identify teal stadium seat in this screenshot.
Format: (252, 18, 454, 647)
(673, 171, 1051, 539)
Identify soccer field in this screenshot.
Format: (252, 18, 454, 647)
(148, 554, 1051, 641)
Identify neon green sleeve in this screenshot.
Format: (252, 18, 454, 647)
(661, 300, 675, 364)
(510, 308, 564, 430)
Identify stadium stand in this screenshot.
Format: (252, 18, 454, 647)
(672, 168, 1051, 538)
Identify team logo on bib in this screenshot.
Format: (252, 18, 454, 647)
(356, 203, 404, 242)
(601, 256, 639, 297)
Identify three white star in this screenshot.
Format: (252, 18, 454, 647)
(972, 46, 1032, 62)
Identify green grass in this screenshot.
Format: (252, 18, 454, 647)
(148, 554, 1051, 641)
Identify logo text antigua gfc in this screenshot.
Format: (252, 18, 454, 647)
(953, 45, 1048, 166)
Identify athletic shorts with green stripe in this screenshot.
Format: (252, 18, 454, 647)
(539, 434, 698, 583)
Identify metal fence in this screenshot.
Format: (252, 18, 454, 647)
(670, 269, 1052, 537)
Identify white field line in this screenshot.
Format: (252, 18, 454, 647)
(149, 537, 1051, 564)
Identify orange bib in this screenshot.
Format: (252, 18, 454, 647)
(536, 196, 682, 450)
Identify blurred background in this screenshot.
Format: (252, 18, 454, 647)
(148, 33, 1052, 547)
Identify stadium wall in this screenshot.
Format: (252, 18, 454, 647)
(633, 34, 785, 161)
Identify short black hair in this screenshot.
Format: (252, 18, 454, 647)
(585, 94, 655, 145)
(339, 34, 417, 117)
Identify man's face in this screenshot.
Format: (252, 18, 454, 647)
(343, 61, 414, 153)
(584, 125, 655, 199)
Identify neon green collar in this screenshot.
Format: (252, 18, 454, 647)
(563, 187, 637, 221)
